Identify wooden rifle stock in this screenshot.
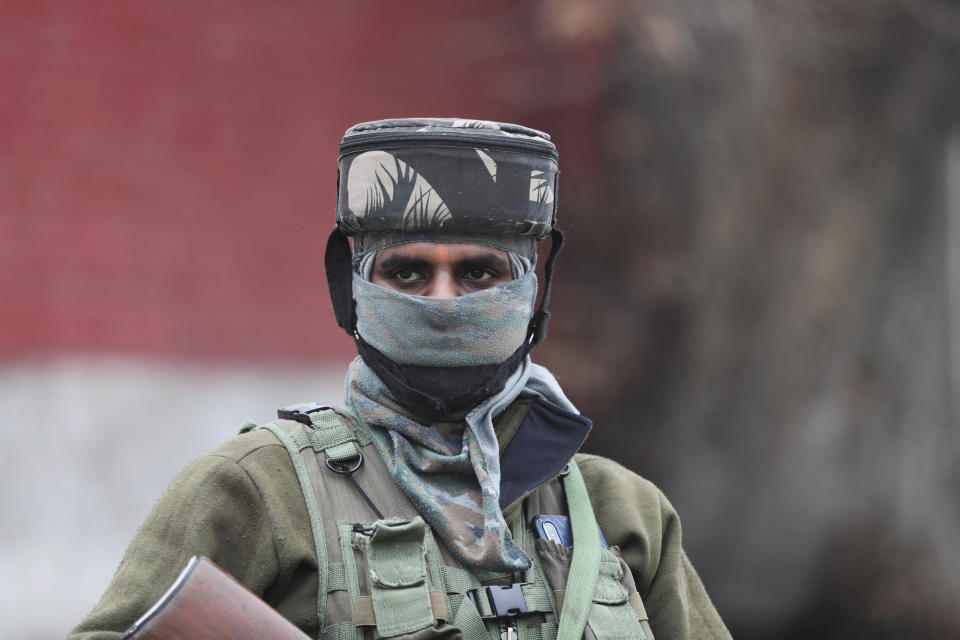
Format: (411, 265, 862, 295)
(122, 556, 310, 640)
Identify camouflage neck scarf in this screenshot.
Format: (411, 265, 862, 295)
(346, 356, 531, 571)
(346, 353, 578, 572)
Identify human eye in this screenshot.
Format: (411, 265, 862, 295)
(394, 268, 421, 282)
(390, 267, 426, 287)
(371, 254, 432, 292)
(385, 264, 434, 291)
(462, 266, 505, 290)
(466, 267, 493, 281)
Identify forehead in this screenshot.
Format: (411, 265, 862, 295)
(373, 242, 510, 264)
(353, 231, 536, 260)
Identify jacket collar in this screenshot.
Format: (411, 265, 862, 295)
(497, 396, 592, 509)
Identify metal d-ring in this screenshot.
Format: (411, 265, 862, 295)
(559, 463, 571, 477)
(325, 451, 384, 519)
(325, 451, 363, 475)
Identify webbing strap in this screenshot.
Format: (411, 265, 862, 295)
(445, 593, 466, 626)
(556, 460, 602, 640)
(316, 409, 371, 444)
(530, 621, 559, 640)
(327, 562, 347, 593)
(444, 589, 493, 640)
(520, 583, 555, 612)
(440, 565, 478, 594)
(285, 409, 370, 462)
(431, 591, 450, 622)
(309, 407, 344, 429)
(629, 592, 648, 621)
(336, 522, 364, 640)
(325, 441, 360, 463)
(352, 592, 448, 626)
(259, 422, 330, 636)
(320, 621, 355, 640)
(449, 593, 489, 640)
(471, 590, 494, 619)
(423, 520, 450, 604)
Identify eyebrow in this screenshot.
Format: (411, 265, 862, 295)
(456, 254, 511, 271)
(375, 255, 431, 272)
(375, 253, 510, 272)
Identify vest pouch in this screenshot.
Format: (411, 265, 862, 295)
(340, 517, 464, 639)
(534, 540, 651, 640)
(368, 518, 434, 636)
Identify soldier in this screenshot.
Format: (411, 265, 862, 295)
(70, 118, 732, 639)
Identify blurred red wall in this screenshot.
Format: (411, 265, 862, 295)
(0, 0, 605, 362)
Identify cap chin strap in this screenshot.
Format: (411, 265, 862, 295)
(527, 227, 564, 346)
(325, 227, 356, 333)
(324, 227, 564, 422)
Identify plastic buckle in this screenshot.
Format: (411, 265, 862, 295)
(467, 583, 531, 620)
(277, 402, 330, 426)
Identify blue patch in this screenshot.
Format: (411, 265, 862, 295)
(499, 398, 592, 508)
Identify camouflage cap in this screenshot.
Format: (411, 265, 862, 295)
(337, 118, 559, 238)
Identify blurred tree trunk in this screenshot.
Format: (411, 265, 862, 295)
(540, 1, 960, 636)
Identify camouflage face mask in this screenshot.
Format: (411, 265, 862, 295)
(352, 267, 537, 369)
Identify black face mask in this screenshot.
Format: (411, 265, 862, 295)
(324, 228, 564, 422)
(354, 336, 529, 422)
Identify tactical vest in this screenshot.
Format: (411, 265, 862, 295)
(251, 404, 654, 640)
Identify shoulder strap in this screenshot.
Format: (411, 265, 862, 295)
(556, 459, 602, 640)
(258, 406, 365, 637)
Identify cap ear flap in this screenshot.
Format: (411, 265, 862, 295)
(325, 227, 356, 335)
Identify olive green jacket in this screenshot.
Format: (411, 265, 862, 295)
(69, 401, 731, 640)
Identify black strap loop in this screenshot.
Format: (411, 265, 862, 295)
(325, 227, 356, 335)
(527, 227, 564, 346)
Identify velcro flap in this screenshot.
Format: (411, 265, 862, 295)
(369, 518, 428, 588)
(592, 550, 629, 605)
(585, 549, 646, 639)
(368, 517, 434, 636)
